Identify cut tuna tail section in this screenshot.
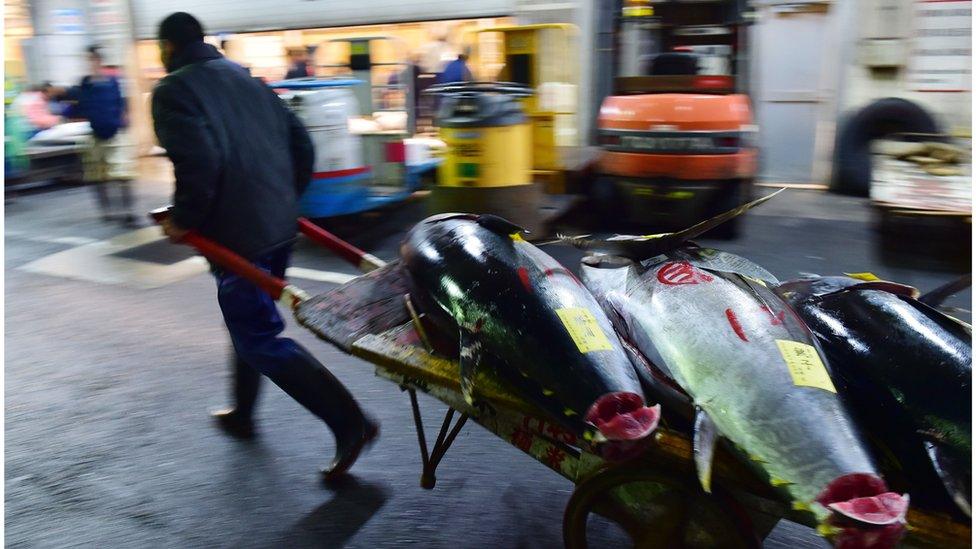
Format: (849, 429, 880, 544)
(585, 392, 660, 442)
(585, 393, 660, 462)
(827, 493, 909, 526)
(816, 474, 909, 549)
(816, 473, 909, 526)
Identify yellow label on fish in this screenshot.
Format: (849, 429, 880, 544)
(556, 308, 614, 353)
(776, 340, 837, 393)
(845, 272, 880, 282)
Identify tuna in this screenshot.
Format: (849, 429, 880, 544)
(399, 213, 660, 458)
(556, 188, 784, 260)
(579, 250, 909, 545)
(777, 274, 972, 518)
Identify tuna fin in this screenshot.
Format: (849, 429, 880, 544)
(924, 440, 972, 517)
(842, 281, 921, 299)
(425, 212, 479, 224)
(547, 190, 785, 259)
(458, 331, 482, 406)
(475, 214, 530, 236)
(919, 274, 972, 307)
(693, 408, 718, 493)
(533, 233, 593, 247)
(628, 188, 783, 256)
(548, 233, 594, 249)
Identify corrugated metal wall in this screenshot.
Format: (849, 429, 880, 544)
(130, 0, 515, 39)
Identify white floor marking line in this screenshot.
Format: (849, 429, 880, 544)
(286, 267, 356, 285)
(7, 233, 98, 246)
(19, 227, 207, 289)
(18, 225, 360, 289)
(47, 236, 99, 246)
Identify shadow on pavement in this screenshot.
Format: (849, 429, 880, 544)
(284, 477, 390, 547)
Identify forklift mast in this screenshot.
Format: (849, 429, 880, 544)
(608, 0, 753, 93)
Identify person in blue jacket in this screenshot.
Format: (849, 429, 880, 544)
(436, 46, 473, 84)
(65, 46, 137, 226)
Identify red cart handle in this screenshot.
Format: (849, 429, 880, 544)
(297, 218, 386, 273)
(149, 207, 308, 308)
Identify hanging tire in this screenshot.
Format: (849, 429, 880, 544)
(830, 98, 943, 197)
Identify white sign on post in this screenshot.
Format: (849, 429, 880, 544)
(52, 8, 85, 34)
(907, 0, 972, 92)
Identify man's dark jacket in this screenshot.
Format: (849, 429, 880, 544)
(152, 42, 314, 258)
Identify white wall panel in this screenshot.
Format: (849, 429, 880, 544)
(131, 0, 515, 38)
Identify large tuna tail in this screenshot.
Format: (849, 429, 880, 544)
(647, 187, 785, 250)
(919, 274, 972, 307)
(546, 188, 785, 259)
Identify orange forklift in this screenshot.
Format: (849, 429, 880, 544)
(593, 0, 757, 237)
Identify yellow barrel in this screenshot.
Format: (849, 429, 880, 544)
(435, 92, 532, 188)
(438, 123, 531, 187)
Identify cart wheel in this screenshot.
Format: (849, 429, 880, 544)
(563, 462, 760, 549)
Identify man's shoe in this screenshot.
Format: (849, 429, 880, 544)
(211, 408, 256, 440)
(321, 417, 379, 482)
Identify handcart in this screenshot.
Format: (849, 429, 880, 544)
(149, 208, 972, 549)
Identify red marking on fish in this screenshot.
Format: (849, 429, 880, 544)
(657, 261, 714, 285)
(517, 267, 533, 292)
(544, 267, 583, 286)
(759, 305, 785, 326)
(725, 308, 749, 342)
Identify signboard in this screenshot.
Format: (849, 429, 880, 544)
(872, 154, 972, 214)
(908, 0, 972, 92)
(52, 8, 85, 34)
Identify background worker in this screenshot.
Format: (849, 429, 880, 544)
(65, 46, 137, 226)
(436, 46, 474, 85)
(152, 12, 378, 480)
(284, 46, 312, 79)
(13, 82, 60, 135)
